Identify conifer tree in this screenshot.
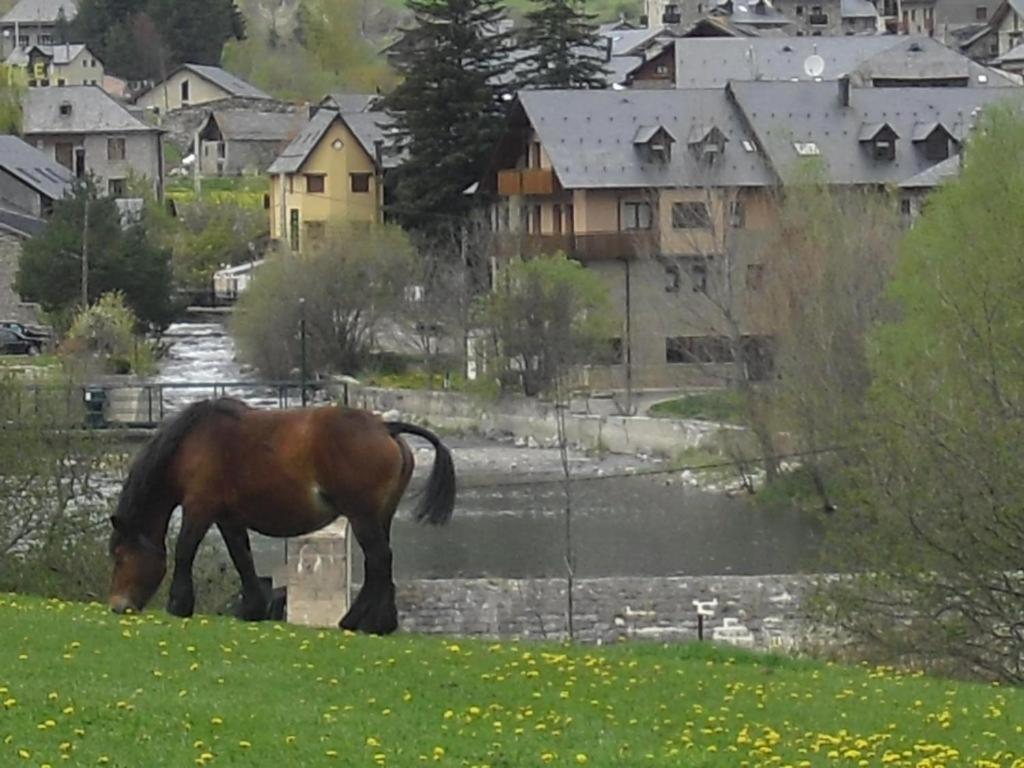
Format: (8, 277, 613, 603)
(384, 0, 515, 236)
(520, 0, 608, 90)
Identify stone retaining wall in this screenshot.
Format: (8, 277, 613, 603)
(395, 575, 821, 650)
(343, 385, 731, 458)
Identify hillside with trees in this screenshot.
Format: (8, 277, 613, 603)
(71, 0, 246, 80)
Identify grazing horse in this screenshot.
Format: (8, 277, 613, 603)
(107, 398, 455, 634)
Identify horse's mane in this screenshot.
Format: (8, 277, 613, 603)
(114, 398, 248, 530)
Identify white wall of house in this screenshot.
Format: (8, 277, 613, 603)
(29, 131, 162, 198)
(135, 71, 232, 113)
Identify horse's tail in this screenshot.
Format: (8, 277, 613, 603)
(115, 398, 246, 523)
(387, 421, 456, 525)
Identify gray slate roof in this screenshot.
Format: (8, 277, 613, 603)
(600, 26, 668, 57)
(673, 35, 1014, 88)
(516, 89, 775, 189)
(268, 109, 398, 175)
(0, 133, 73, 200)
(177, 64, 271, 101)
(840, 0, 879, 18)
(5, 43, 87, 66)
(320, 93, 380, 112)
(997, 40, 1024, 63)
(209, 110, 304, 142)
(0, 0, 76, 24)
(899, 154, 961, 188)
(728, 81, 1021, 184)
(23, 85, 161, 134)
(0, 206, 46, 238)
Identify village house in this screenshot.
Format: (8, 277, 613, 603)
(266, 106, 397, 252)
(0, 134, 71, 324)
(196, 109, 306, 176)
(0, 0, 76, 59)
(5, 43, 103, 86)
(0, 133, 73, 216)
(22, 85, 164, 199)
(0, 207, 46, 322)
(630, 34, 1017, 88)
(648, 0, 793, 35)
(133, 63, 273, 114)
(487, 88, 778, 389)
(485, 81, 1020, 388)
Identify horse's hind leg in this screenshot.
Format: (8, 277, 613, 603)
(217, 520, 267, 621)
(167, 510, 213, 618)
(340, 514, 397, 635)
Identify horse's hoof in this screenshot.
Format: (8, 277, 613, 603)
(239, 601, 267, 622)
(360, 602, 398, 635)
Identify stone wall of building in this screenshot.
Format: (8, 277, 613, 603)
(395, 574, 822, 651)
(0, 232, 38, 323)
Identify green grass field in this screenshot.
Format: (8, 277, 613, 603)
(648, 391, 746, 424)
(2, 595, 1023, 767)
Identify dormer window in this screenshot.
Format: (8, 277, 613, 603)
(688, 125, 727, 164)
(912, 122, 958, 162)
(59, 101, 72, 116)
(634, 125, 676, 164)
(859, 122, 899, 162)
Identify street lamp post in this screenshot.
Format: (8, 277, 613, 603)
(299, 298, 308, 407)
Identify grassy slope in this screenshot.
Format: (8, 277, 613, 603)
(2, 595, 1023, 767)
(648, 391, 746, 424)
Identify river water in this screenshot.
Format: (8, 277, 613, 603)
(153, 321, 822, 579)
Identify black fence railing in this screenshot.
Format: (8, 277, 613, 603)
(4, 380, 335, 430)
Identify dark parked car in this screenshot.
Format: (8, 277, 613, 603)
(0, 327, 42, 356)
(0, 321, 52, 345)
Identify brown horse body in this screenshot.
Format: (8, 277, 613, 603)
(108, 398, 455, 634)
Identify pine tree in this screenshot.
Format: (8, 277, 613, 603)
(384, 0, 516, 236)
(520, 0, 608, 90)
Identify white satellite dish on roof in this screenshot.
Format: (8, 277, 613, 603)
(803, 54, 825, 78)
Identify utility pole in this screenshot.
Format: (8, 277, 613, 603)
(81, 195, 89, 308)
(299, 298, 308, 407)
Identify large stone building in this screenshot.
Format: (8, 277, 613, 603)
(23, 85, 164, 199)
(484, 81, 1020, 388)
(630, 34, 1017, 88)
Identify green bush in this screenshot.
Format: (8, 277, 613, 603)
(64, 292, 157, 375)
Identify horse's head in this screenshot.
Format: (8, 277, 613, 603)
(108, 516, 166, 614)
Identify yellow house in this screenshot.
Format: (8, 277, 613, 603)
(267, 107, 395, 251)
(133, 63, 272, 114)
(5, 44, 103, 87)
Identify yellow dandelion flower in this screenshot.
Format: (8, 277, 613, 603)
(238, 740, 251, 748)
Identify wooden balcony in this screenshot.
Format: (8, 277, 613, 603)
(497, 168, 558, 196)
(495, 231, 659, 262)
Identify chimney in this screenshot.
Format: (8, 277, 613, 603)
(838, 75, 850, 108)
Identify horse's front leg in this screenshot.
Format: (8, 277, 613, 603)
(217, 520, 267, 621)
(340, 514, 396, 635)
(167, 511, 212, 618)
